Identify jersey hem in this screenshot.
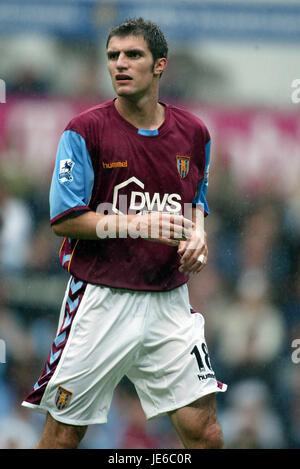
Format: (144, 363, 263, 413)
(68, 274, 188, 293)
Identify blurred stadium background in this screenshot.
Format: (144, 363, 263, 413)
(0, 0, 300, 449)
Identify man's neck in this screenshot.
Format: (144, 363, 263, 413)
(115, 95, 165, 130)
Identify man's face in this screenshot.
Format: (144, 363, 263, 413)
(107, 34, 163, 98)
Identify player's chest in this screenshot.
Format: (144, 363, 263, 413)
(97, 130, 200, 196)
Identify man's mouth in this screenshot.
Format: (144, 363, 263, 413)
(115, 74, 132, 81)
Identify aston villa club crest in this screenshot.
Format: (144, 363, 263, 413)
(176, 156, 190, 179)
(55, 386, 73, 410)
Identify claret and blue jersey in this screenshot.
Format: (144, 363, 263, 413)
(49, 99, 211, 291)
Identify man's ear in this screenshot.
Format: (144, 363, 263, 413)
(153, 58, 167, 77)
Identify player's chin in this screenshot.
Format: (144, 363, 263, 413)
(115, 83, 147, 99)
(115, 83, 135, 96)
(116, 89, 133, 97)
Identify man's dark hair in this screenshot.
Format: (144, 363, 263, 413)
(106, 17, 168, 63)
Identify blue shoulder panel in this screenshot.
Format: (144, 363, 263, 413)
(192, 140, 211, 215)
(49, 130, 94, 221)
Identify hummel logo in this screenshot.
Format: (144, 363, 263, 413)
(102, 160, 127, 169)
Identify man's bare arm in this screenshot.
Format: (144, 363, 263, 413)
(52, 211, 194, 246)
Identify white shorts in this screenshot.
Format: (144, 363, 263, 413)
(22, 277, 226, 426)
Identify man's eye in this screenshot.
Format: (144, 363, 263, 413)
(128, 51, 141, 58)
(108, 53, 118, 60)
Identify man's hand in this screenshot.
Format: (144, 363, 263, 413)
(177, 231, 208, 274)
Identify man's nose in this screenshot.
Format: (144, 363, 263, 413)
(116, 52, 128, 69)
